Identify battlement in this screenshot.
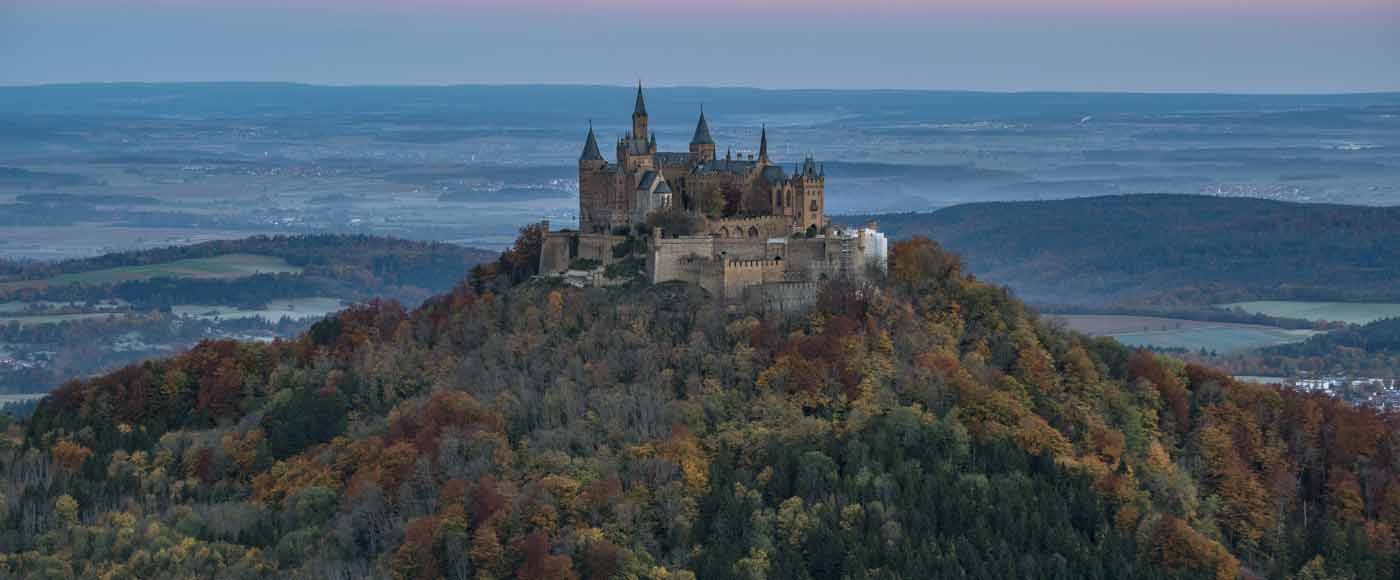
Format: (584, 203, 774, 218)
(724, 257, 783, 269)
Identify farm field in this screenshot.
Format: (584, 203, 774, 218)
(0, 253, 300, 291)
(1051, 314, 1318, 353)
(172, 297, 345, 322)
(0, 312, 119, 327)
(1218, 301, 1400, 326)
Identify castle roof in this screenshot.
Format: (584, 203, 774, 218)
(760, 165, 787, 182)
(580, 125, 603, 161)
(654, 152, 692, 166)
(691, 110, 714, 145)
(637, 170, 671, 194)
(633, 83, 647, 117)
(758, 125, 769, 162)
(693, 158, 756, 176)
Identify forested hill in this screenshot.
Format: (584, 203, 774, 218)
(4, 234, 1396, 579)
(0, 235, 497, 308)
(850, 194, 1400, 306)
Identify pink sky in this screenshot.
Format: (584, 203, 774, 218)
(16, 0, 1399, 16)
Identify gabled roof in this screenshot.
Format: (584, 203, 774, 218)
(580, 125, 603, 162)
(637, 170, 672, 194)
(691, 110, 714, 145)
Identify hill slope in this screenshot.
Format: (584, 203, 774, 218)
(852, 194, 1400, 306)
(2, 236, 1397, 579)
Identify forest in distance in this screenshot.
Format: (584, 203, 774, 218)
(0, 229, 1397, 579)
(850, 194, 1400, 308)
(0, 236, 494, 396)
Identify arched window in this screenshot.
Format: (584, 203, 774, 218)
(718, 227, 729, 238)
(809, 200, 818, 211)
(748, 226, 759, 238)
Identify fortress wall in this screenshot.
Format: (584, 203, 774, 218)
(713, 239, 769, 260)
(721, 258, 786, 300)
(650, 236, 715, 283)
(708, 215, 793, 240)
(540, 235, 572, 274)
(576, 233, 626, 265)
(743, 282, 821, 313)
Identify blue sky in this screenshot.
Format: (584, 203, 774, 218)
(2, 1, 1396, 92)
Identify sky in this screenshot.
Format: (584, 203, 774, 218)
(1, 0, 1397, 92)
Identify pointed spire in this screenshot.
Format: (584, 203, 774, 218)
(690, 107, 714, 145)
(633, 81, 647, 117)
(580, 122, 603, 162)
(758, 125, 769, 163)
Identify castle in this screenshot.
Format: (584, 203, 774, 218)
(541, 84, 886, 309)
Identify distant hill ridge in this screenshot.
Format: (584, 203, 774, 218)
(851, 194, 1400, 306)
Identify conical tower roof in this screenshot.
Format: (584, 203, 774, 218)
(580, 124, 603, 162)
(691, 109, 714, 145)
(758, 125, 769, 162)
(633, 82, 647, 117)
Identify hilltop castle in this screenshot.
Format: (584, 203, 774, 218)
(578, 84, 828, 235)
(541, 85, 885, 309)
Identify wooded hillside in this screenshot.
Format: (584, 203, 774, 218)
(1, 232, 1395, 579)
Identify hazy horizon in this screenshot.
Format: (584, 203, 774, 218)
(3, 81, 1399, 96)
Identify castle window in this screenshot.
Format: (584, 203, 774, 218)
(748, 226, 759, 238)
(809, 200, 818, 211)
(719, 227, 729, 238)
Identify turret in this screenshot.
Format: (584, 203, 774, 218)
(632, 82, 649, 141)
(579, 123, 605, 170)
(689, 107, 716, 162)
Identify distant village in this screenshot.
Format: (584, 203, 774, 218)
(1278, 375, 1400, 410)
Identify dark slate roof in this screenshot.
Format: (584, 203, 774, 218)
(580, 126, 603, 161)
(654, 152, 692, 166)
(761, 165, 787, 182)
(634, 85, 647, 116)
(638, 170, 660, 190)
(654, 180, 671, 194)
(691, 111, 714, 145)
(694, 158, 756, 176)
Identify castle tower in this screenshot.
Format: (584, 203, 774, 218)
(794, 156, 826, 231)
(632, 82, 649, 141)
(689, 107, 716, 162)
(579, 123, 605, 169)
(578, 124, 612, 232)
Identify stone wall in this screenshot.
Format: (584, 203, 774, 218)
(707, 215, 793, 240)
(540, 235, 572, 274)
(719, 257, 786, 300)
(742, 282, 820, 313)
(539, 227, 628, 275)
(649, 236, 715, 283)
